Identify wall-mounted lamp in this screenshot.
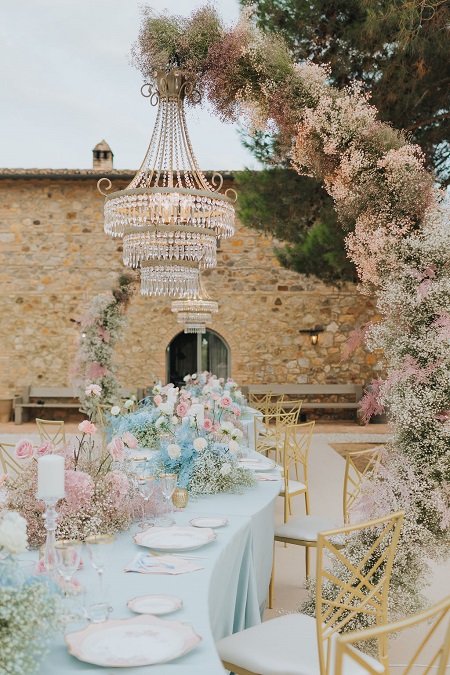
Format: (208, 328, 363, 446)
(299, 327, 324, 346)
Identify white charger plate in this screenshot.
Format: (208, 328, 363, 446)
(66, 615, 201, 667)
(127, 594, 183, 615)
(134, 525, 216, 551)
(190, 517, 228, 528)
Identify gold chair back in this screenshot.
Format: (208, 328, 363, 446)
(316, 511, 404, 675)
(248, 392, 284, 418)
(0, 442, 24, 480)
(335, 595, 450, 675)
(343, 446, 384, 524)
(254, 410, 297, 459)
(282, 422, 314, 511)
(36, 419, 66, 449)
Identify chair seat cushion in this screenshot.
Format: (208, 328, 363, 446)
(217, 613, 383, 675)
(274, 515, 337, 542)
(280, 479, 307, 496)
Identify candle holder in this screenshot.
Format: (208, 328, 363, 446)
(40, 498, 61, 574)
(172, 487, 189, 509)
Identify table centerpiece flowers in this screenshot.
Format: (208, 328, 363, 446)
(0, 510, 64, 675)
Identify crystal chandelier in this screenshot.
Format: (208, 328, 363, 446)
(98, 69, 236, 297)
(171, 273, 218, 334)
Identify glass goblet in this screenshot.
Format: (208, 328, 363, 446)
(137, 476, 156, 529)
(157, 473, 178, 527)
(84, 534, 116, 598)
(54, 539, 82, 586)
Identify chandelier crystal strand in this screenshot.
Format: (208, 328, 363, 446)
(171, 272, 219, 333)
(98, 69, 236, 297)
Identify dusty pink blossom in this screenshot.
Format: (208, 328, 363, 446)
(231, 406, 241, 418)
(0, 473, 8, 488)
(64, 470, 94, 509)
(432, 312, 450, 341)
(211, 393, 220, 401)
(15, 440, 34, 460)
(97, 326, 110, 343)
(154, 394, 163, 406)
(85, 383, 102, 397)
(107, 438, 125, 462)
(122, 432, 139, 449)
(219, 396, 232, 408)
(176, 403, 189, 417)
(359, 379, 385, 425)
(35, 441, 55, 457)
(203, 419, 213, 431)
(87, 362, 108, 379)
(341, 323, 371, 361)
(78, 420, 97, 435)
(106, 470, 130, 503)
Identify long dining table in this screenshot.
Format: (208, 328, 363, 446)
(31, 465, 282, 673)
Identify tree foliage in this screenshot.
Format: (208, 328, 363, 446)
(238, 0, 450, 283)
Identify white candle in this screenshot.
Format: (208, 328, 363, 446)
(188, 403, 204, 427)
(37, 455, 65, 500)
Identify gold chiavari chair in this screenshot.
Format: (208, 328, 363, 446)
(36, 418, 65, 449)
(0, 442, 25, 481)
(271, 444, 384, 598)
(335, 595, 450, 675)
(248, 391, 284, 417)
(254, 410, 298, 462)
(279, 422, 315, 522)
(218, 512, 404, 675)
(343, 446, 384, 524)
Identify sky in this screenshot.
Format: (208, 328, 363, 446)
(0, 0, 260, 171)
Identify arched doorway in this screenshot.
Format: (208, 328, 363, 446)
(166, 329, 230, 386)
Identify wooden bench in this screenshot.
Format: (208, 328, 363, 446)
(13, 386, 82, 424)
(245, 384, 363, 416)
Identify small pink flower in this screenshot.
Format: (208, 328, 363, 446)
(177, 403, 189, 418)
(107, 438, 125, 462)
(203, 419, 213, 431)
(0, 473, 8, 488)
(85, 383, 102, 397)
(212, 422, 220, 433)
(35, 559, 47, 575)
(35, 441, 55, 457)
(122, 431, 139, 449)
(211, 393, 220, 401)
(65, 470, 94, 509)
(204, 403, 212, 412)
(231, 406, 241, 418)
(154, 394, 163, 406)
(227, 378, 234, 383)
(78, 420, 97, 435)
(219, 396, 232, 408)
(15, 439, 34, 460)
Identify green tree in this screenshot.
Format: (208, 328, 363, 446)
(237, 0, 450, 282)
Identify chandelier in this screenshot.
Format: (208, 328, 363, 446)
(98, 69, 236, 297)
(171, 273, 218, 334)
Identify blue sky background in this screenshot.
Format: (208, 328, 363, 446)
(0, 1, 261, 170)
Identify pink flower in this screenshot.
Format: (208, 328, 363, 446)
(212, 422, 220, 433)
(86, 362, 108, 379)
(35, 441, 55, 457)
(85, 383, 102, 397)
(0, 473, 8, 488)
(106, 470, 130, 503)
(219, 396, 232, 408)
(211, 393, 220, 401)
(177, 403, 189, 417)
(122, 432, 139, 449)
(107, 438, 125, 462)
(64, 470, 94, 509)
(98, 326, 110, 343)
(231, 406, 241, 418)
(15, 440, 34, 460)
(78, 420, 97, 435)
(154, 394, 163, 406)
(203, 419, 213, 431)
(204, 403, 212, 411)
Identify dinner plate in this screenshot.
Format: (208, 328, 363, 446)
(134, 525, 216, 551)
(127, 594, 183, 615)
(66, 615, 201, 667)
(239, 457, 276, 472)
(190, 517, 228, 528)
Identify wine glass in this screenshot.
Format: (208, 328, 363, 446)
(157, 473, 178, 527)
(137, 476, 156, 529)
(54, 539, 82, 586)
(84, 534, 116, 598)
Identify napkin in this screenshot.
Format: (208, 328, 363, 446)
(125, 553, 203, 575)
(255, 474, 282, 481)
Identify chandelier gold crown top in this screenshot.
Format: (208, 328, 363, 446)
(98, 68, 236, 298)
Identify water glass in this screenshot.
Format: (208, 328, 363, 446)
(156, 473, 177, 527)
(84, 534, 115, 597)
(137, 476, 156, 529)
(54, 539, 82, 584)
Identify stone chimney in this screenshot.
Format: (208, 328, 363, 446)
(93, 140, 113, 170)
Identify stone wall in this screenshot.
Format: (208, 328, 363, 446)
(0, 172, 382, 398)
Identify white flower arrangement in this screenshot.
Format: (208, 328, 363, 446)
(0, 511, 28, 556)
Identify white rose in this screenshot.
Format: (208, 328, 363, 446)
(192, 373, 197, 380)
(183, 375, 190, 382)
(228, 439, 240, 455)
(0, 511, 28, 554)
(193, 438, 208, 452)
(171, 416, 179, 425)
(155, 416, 166, 428)
(153, 385, 162, 393)
(232, 429, 244, 440)
(158, 402, 174, 415)
(124, 399, 134, 409)
(167, 443, 182, 459)
(220, 421, 235, 434)
(219, 462, 232, 476)
(110, 405, 121, 416)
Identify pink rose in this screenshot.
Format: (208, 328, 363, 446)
(35, 441, 55, 457)
(85, 383, 102, 397)
(122, 431, 139, 449)
(231, 406, 241, 418)
(227, 378, 234, 383)
(219, 396, 232, 408)
(211, 393, 220, 401)
(15, 439, 34, 460)
(78, 420, 97, 435)
(176, 403, 189, 418)
(107, 438, 125, 462)
(203, 419, 213, 431)
(154, 394, 163, 406)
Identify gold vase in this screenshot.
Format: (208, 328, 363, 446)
(172, 487, 189, 509)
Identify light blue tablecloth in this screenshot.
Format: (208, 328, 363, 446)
(33, 473, 281, 673)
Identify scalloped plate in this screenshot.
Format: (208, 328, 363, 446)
(127, 594, 183, 615)
(134, 525, 216, 551)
